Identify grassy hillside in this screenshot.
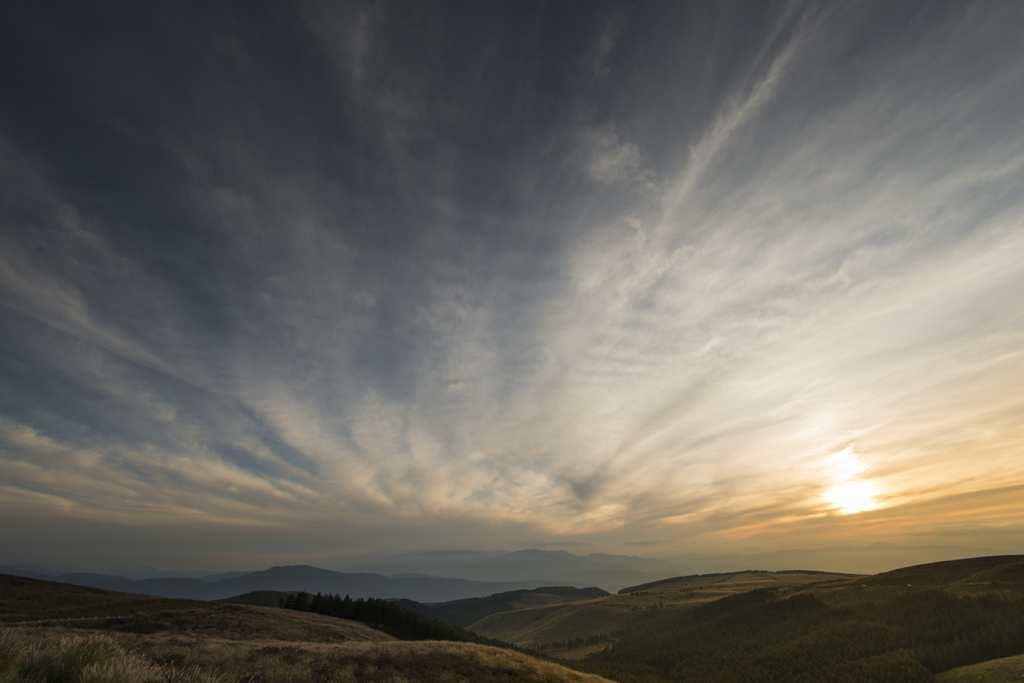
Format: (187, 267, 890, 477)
(217, 590, 287, 608)
(92, 603, 393, 643)
(0, 574, 210, 623)
(469, 570, 851, 657)
(4, 558, 1021, 682)
(1, 573, 610, 683)
(570, 555, 1024, 683)
(1, 574, 390, 644)
(863, 555, 1024, 591)
(934, 652, 1024, 682)
(421, 586, 611, 627)
(0, 627, 616, 683)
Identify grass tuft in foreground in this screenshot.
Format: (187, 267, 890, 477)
(0, 628, 222, 683)
(0, 627, 613, 683)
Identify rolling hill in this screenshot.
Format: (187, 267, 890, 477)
(934, 652, 1024, 682)
(0, 574, 392, 643)
(0, 573, 616, 683)
(468, 570, 852, 656)
(405, 585, 611, 627)
(570, 555, 1024, 683)
(4, 555, 1022, 682)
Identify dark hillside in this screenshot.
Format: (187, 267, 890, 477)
(573, 555, 1024, 683)
(390, 598, 458, 624)
(218, 590, 289, 607)
(865, 555, 1024, 588)
(414, 586, 611, 628)
(0, 574, 209, 622)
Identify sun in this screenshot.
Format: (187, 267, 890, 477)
(825, 481, 877, 514)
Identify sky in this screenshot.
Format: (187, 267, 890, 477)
(1, 0, 1023, 572)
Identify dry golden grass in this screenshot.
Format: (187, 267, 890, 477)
(1, 626, 616, 683)
(0, 628, 220, 683)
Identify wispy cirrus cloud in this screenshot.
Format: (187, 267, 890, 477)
(1, 0, 1023, 568)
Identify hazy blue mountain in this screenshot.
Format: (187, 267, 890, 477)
(323, 548, 687, 592)
(461, 549, 685, 590)
(52, 573, 215, 598)
(93, 566, 254, 581)
(0, 563, 85, 578)
(22, 565, 558, 602)
(320, 550, 507, 577)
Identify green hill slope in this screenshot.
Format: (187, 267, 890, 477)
(424, 586, 610, 627)
(469, 570, 852, 657)
(935, 652, 1024, 682)
(570, 555, 1024, 683)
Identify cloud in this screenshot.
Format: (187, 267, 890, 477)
(2, 1, 1024, 566)
(576, 125, 647, 185)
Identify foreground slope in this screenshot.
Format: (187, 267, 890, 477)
(0, 573, 616, 683)
(0, 628, 615, 683)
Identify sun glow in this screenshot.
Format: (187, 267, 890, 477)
(825, 480, 878, 514)
(824, 446, 878, 514)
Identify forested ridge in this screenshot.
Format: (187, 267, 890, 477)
(572, 587, 1024, 683)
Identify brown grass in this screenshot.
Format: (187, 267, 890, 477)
(1, 626, 615, 683)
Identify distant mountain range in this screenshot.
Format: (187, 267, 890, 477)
(2, 543, 1007, 601)
(221, 584, 611, 629)
(321, 548, 687, 591)
(0, 564, 558, 603)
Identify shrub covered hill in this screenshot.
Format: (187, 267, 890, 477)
(569, 555, 1024, 683)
